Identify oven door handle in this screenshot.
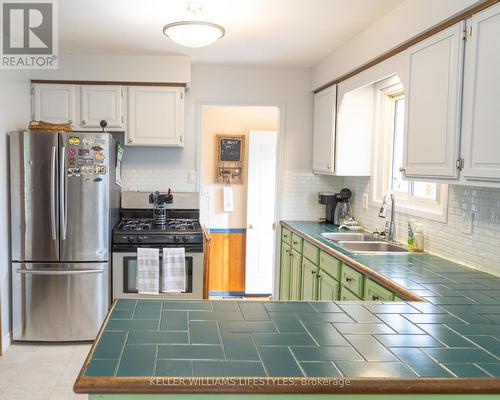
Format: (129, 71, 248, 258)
(16, 269, 104, 275)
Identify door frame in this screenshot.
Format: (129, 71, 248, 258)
(196, 101, 286, 298)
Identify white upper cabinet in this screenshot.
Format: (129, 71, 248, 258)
(80, 85, 124, 129)
(33, 84, 75, 124)
(403, 22, 464, 180)
(126, 86, 185, 147)
(313, 85, 336, 174)
(461, 4, 500, 181)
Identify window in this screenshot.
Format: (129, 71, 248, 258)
(372, 76, 448, 222)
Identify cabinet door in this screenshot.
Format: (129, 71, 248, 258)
(127, 86, 184, 146)
(301, 259, 318, 300)
(312, 85, 336, 174)
(80, 85, 123, 128)
(33, 84, 75, 124)
(289, 250, 302, 300)
(461, 4, 500, 181)
(279, 243, 291, 300)
(403, 22, 464, 179)
(317, 272, 339, 301)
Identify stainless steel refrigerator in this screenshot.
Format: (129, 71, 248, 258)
(10, 131, 119, 341)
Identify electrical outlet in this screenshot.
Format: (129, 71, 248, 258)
(462, 211, 474, 235)
(362, 193, 369, 209)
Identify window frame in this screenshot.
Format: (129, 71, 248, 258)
(371, 76, 448, 223)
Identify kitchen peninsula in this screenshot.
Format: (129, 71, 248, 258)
(74, 221, 500, 397)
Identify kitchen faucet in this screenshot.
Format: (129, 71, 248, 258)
(379, 193, 395, 242)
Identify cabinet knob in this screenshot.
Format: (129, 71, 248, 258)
(345, 277, 353, 283)
(312, 270, 317, 274)
(128, 138, 133, 143)
(372, 295, 380, 301)
(81, 120, 86, 126)
(399, 167, 406, 173)
(68, 119, 73, 125)
(327, 164, 331, 170)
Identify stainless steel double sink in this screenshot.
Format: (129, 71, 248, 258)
(320, 232, 408, 253)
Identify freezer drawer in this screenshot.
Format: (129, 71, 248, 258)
(12, 262, 110, 341)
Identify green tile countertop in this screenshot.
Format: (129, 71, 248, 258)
(73, 221, 500, 394)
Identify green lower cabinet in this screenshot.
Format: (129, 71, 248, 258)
(279, 243, 292, 300)
(364, 278, 395, 301)
(317, 271, 340, 301)
(301, 258, 318, 300)
(289, 250, 302, 300)
(340, 286, 362, 301)
(340, 264, 364, 298)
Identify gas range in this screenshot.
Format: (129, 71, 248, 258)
(113, 218, 203, 245)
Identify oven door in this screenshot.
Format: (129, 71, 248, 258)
(112, 250, 203, 299)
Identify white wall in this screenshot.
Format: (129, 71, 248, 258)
(30, 53, 191, 83)
(312, 0, 479, 89)
(0, 70, 30, 351)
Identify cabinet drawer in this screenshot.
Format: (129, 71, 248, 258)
(364, 278, 395, 301)
(341, 264, 364, 298)
(291, 233, 303, 253)
(303, 241, 319, 264)
(319, 251, 341, 280)
(340, 286, 362, 301)
(318, 271, 340, 301)
(281, 227, 292, 245)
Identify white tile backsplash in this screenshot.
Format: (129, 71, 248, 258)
(343, 177, 500, 276)
(122, 168, 197, 192)
(280, 171, 344, 221)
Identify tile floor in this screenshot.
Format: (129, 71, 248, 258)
(0, 342, 91, 400)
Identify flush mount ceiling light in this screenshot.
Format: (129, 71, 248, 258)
(163, 2, 225, 48)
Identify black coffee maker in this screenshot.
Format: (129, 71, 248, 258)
(318, 188, 352, 225)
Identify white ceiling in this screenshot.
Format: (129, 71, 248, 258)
(59, 0, 404, 67)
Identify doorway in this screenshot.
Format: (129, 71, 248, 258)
(199, 106, 280, 298)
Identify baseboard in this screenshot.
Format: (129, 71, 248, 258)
(208, 291, 272, 297)
(1, 330, 11, 354)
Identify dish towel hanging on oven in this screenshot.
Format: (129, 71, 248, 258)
(162, 248, 186, 293)
(136, 248, 160, 294)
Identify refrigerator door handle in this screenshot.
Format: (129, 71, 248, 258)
(60, 146, 67, 240)
(15, 269, 104, 275)
(50, 145, 57, 241)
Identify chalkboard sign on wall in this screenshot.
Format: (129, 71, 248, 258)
(216, 134, 245, 184)
(220, 138, 242, 162)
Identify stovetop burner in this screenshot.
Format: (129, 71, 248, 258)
(115, 218, 201, 233)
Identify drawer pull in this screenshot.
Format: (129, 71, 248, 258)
(293, 241, 299, 245)
(283, 234, 288, 238)
(345, 277, 353, 283)
(372, 295, 380, 301)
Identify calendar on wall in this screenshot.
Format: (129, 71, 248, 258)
(216, 134, 245, 184)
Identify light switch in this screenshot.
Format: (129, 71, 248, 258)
(362, 193, 369, 210)
(462, 211, 474, 235)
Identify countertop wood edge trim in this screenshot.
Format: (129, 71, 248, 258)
(31, 79, 187, 87)
(280, 221, 423, 302)
(73, 299, 118, 394)
(73, 376, 500, 394)
(313, 0, 500, 93)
